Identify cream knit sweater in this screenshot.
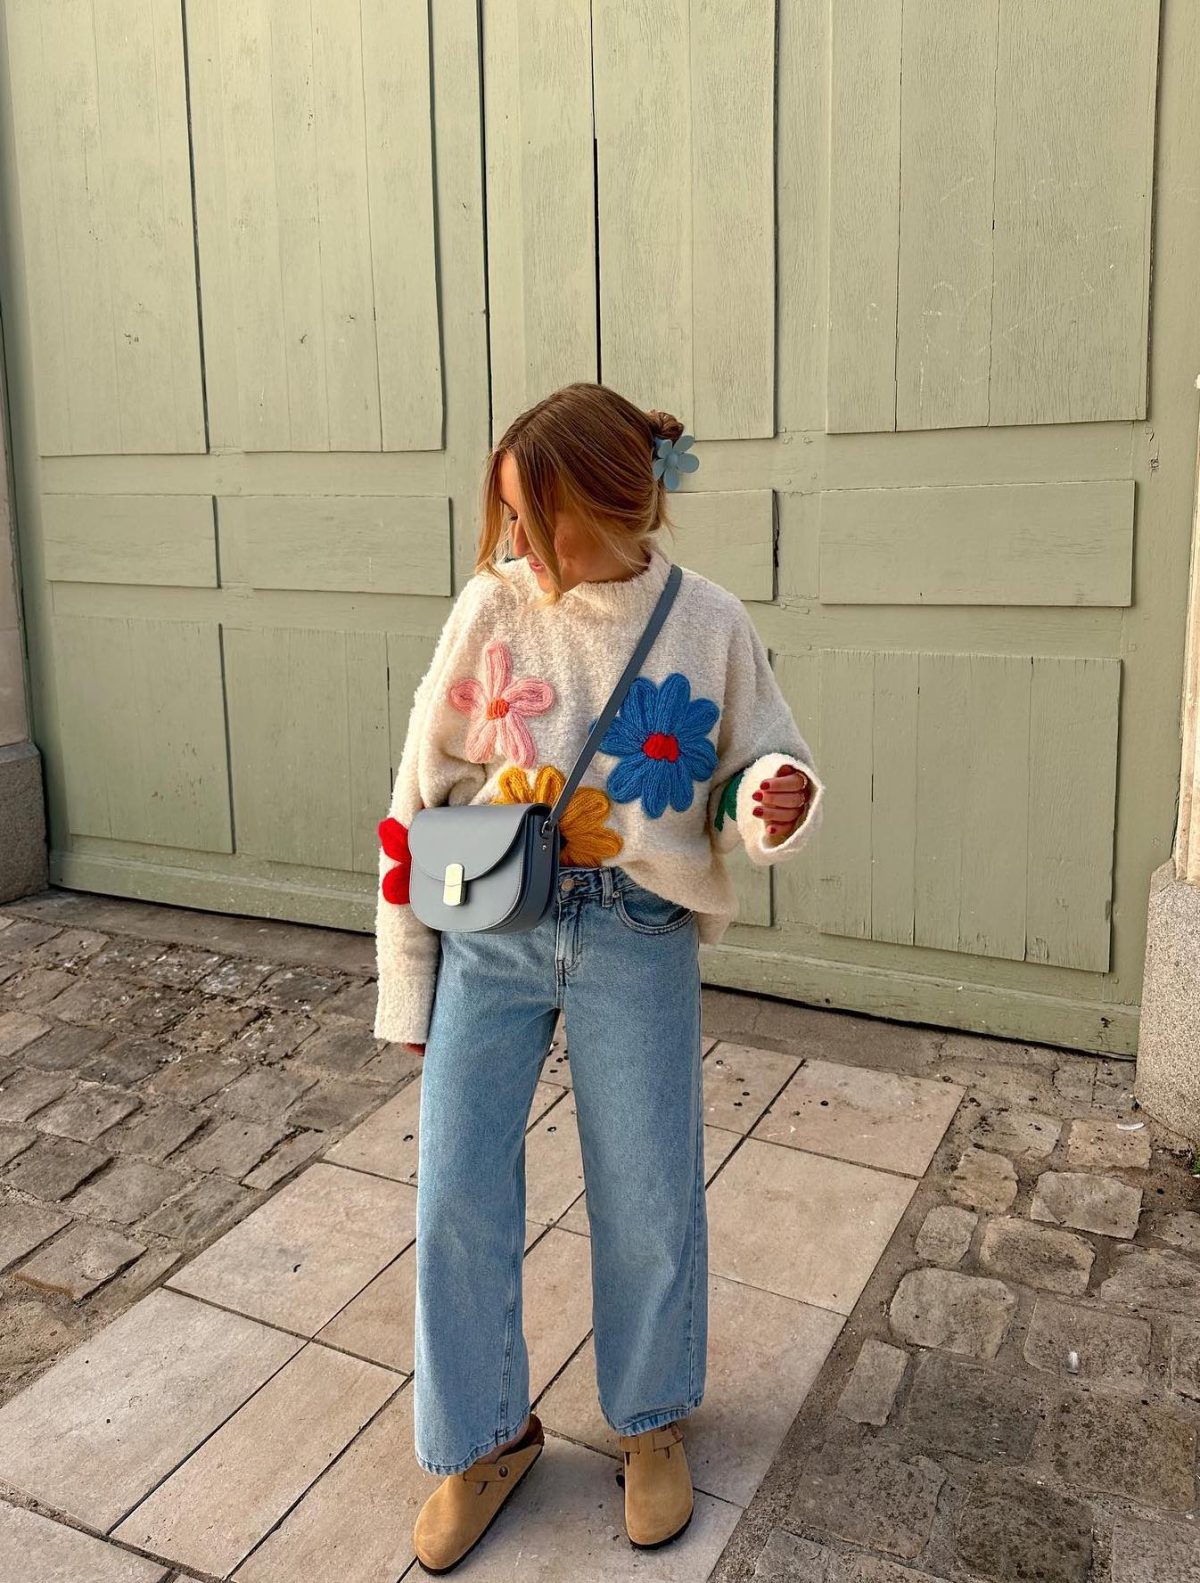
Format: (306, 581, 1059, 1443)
(373, 540, 824, 1045)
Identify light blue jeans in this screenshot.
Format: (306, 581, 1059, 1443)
(412, 863, 707, 1475)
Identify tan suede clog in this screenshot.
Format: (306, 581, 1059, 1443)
(617, 1419, 694, 1548)
(413, 1413, 545, 1574)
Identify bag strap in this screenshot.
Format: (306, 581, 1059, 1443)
(545, 560, 683, 833)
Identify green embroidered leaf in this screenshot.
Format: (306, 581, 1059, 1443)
(714, 771, 744, 832)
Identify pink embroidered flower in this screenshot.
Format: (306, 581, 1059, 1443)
(447, 640, 554, 768)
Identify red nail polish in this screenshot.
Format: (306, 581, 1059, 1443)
(753, 807, 764, 818)
(752, 790, 763, 802)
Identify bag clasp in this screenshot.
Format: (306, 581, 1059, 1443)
(443, 861, 465, 907)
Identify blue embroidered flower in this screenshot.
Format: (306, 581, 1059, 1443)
(652, 433, 699, 492)
(595, 673, 719, 818)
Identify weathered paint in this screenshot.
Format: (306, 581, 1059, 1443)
(0, 0, 1194, 1059)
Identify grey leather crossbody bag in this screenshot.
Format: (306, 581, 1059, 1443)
(407, 561, 683, 934)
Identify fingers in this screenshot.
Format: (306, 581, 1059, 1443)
(745, 764, 812, 839)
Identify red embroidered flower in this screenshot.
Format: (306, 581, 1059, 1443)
(447, 639, 554, 769)
(378, 817, 411, 905)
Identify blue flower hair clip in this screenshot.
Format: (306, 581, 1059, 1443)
(652, 433, 699, 492)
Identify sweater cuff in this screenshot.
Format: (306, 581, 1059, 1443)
(373, 969, 438, 1047)
(736, 752, 825, 869)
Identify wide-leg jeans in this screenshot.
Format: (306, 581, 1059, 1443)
(412, 863, 707, 1475)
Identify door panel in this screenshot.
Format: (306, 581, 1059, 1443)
(2, 0, 1194, 1056)
(186, 0, 442, 452)
(829, 0, 1159, 433)
(3, 0, 204, 455)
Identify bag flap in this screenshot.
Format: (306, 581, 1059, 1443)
(408, 802, 551, 883)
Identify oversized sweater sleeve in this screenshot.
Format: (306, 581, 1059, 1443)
(707, 602, 825, 870)
(373, 579, 490, 1046)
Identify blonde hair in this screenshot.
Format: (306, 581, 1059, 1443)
(476, 381, 686, 603)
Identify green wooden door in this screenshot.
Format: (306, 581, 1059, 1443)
(1, 0, 1196, 1055)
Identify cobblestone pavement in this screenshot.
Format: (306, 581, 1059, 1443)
(0, 887, 420, 1406)
(697, 991, 1200, 1583)
(0, 887, 1197, 1581)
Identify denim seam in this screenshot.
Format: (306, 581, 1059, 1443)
(687, 999, 703, 1400)
(494, 1148, 524, 1434)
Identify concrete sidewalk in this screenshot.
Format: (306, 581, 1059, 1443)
(0, 890, 1195, 1581)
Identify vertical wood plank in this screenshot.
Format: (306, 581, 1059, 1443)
(311, 3, 380, 451)
(215, 0, 291, 448)
(870, 651, 918, 945)
(826, 0, 902, 433)
(593, 0, 692, 425)
(896, 0, 997, 431)
(93, 0, 205, 452)
(914, 652, 968, 952)
(990, 0, 1159, 424)
(691, 0, 775, 438)
(184, 0, 238, 451)
(777, 0, 829, 433)
(361, 0, 443, 451)
(33, 1, 121, 451)
(1027, 657, 1121, 970)
(267, 0, 329, 450)
(3, 1, 71, 450)
(484, 0, 596, 439)
(816, 649, 873, 938)
(386, 630, 440, 788)
(772, 650, 821, 927)
(225, 627, 352, 869)
(959, 655, 1030, 959)
(55, 616, 230, 851)
(346, 633, 391, 873)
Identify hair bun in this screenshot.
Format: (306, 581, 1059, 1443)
(646, 408, 685, 445)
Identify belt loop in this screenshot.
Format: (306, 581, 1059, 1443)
(600, 865, 615, 907)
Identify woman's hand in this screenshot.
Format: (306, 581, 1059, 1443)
(751, 763, 811, 844)
(403, 1043, 426, 1057)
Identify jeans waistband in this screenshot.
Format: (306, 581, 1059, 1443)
(557, 864, 628, 903)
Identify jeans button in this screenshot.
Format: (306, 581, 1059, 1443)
(561, 876, 576, 893)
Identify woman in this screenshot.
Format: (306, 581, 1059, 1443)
(374, 382, 823, 1573)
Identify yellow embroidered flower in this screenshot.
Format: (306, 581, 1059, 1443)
(493, 765, 623, 867)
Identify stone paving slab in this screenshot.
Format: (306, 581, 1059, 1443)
(1110, 1514, 1200, 1582)
(1024, 1295, 1151, 1391)
(15, 1223, 145, 1300)
(0, 1200, 69, 1269)
(787, 1436, 947, 1560)
(539, 1273, 843, 1507)
(113, 1342, 398, 1576)
(524, 1094, 587, 1226)
(0, 1288, 300, 1527)
(707, 1140, 916, 1313)
(751, 1060, 963, 1177)
(521, 1227, 595, 1401)
(0, 1500, 169, 1583)
(703, 1042, 801, 1134)
(168, 1162, 417, 1335)
(324, 1074, 564, 1184)
(233, 1387, 422, 1583)
(317, 1248, 416, 1373)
